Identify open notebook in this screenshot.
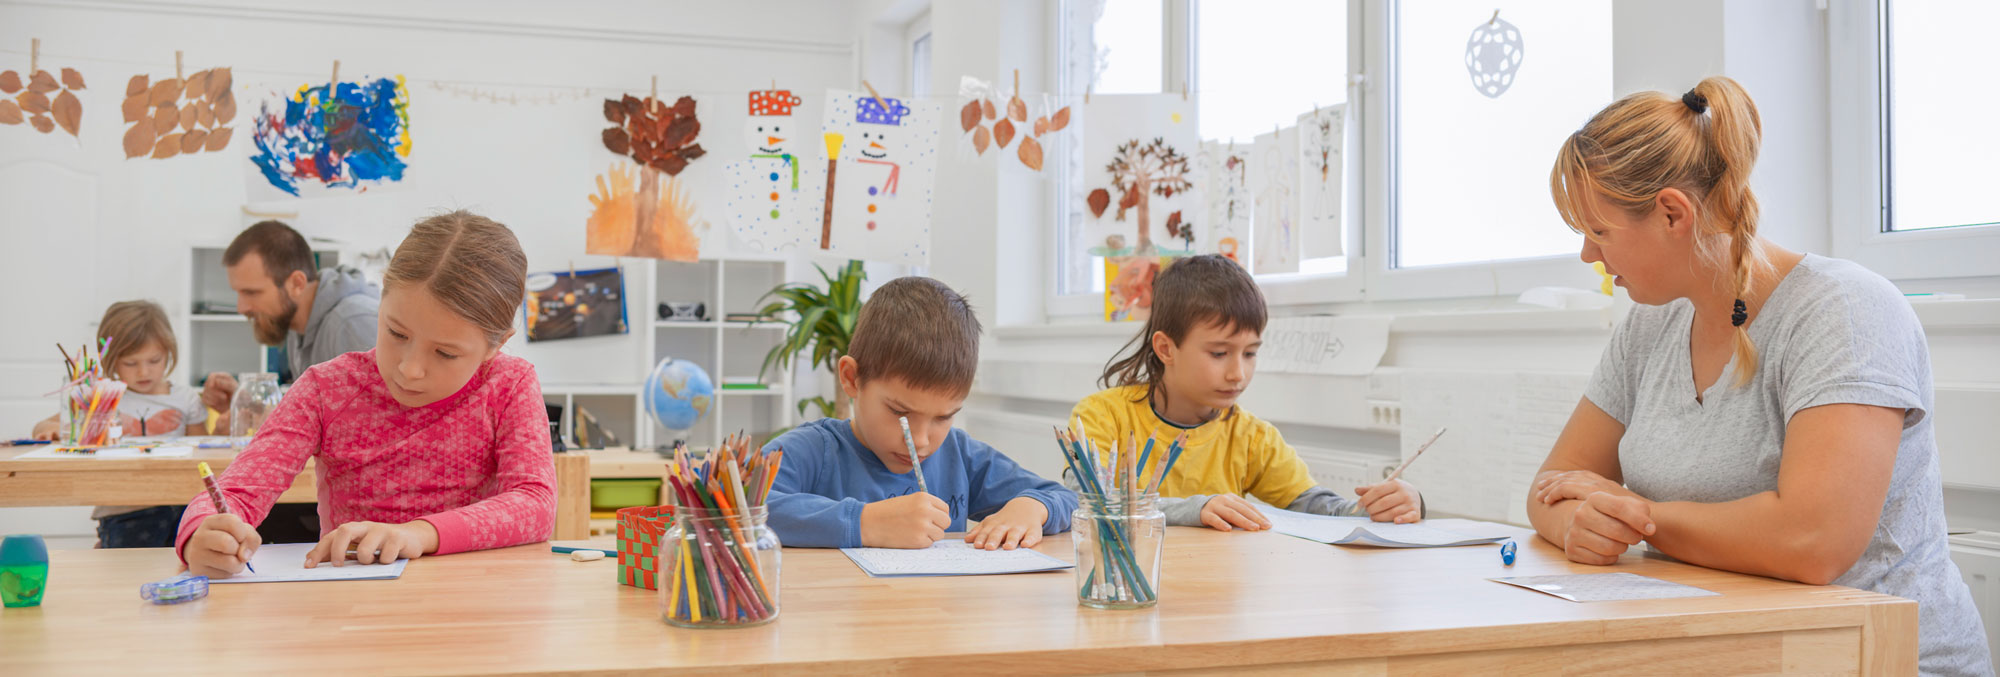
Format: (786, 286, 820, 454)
(1262, 507, 1510, 548)
(208, 542, 408, 583)
(841, 541, 1074, 577)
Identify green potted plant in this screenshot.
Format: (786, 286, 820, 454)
(754, 260, 866, 420)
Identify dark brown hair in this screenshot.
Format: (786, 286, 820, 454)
(1099, 255, 1267, 408)
(224, 220, 317, 287)
(1551, 75, 1768, 387)
(846, 276, 982, 395)
(382, 210, 528, 347)
(98, 300, 177, 376)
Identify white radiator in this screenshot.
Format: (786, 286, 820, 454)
(1950, 531, 2000, 667)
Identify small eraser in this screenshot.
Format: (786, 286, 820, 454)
(570, 550, 606, 562)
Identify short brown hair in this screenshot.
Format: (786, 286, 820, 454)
(382, 210, 527, 346)
(1100, 255, 1267, 408)
(98, 300, 177, 376)
(846, 276, 982, 395)
(224, 220, 316, 286)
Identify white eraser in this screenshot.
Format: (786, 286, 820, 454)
(570, 550, 606, 562)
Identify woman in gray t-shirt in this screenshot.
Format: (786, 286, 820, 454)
(1529, 76, 1990, 675)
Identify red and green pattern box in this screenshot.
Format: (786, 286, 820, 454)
(617, 505, 675, 589)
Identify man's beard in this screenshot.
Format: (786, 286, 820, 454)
(249, 296, 299, 346)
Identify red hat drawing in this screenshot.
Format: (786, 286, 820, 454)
(750, 90, 801, 117)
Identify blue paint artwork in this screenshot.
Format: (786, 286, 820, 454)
(250, 76, 413, 196)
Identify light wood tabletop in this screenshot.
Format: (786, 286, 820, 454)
(0, 445, 594, 540)
(0, 520, 1914, 675)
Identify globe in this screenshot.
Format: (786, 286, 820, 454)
(644, 357, 715, 434)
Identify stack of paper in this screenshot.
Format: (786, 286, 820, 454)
(840, 541, 1073, 577)
(1262, 507, 1509, 548)
(208, 543, 408, 584)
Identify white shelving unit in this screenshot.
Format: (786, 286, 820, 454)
(543, 257, 802, 453)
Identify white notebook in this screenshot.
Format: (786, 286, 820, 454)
(1262, 507, 1510, 548)
(208, 542, 408, 584)
(840, 540, 1074, 577)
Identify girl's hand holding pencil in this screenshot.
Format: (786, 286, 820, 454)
(184, 513, 263, 578)
(1354, 479, 1423, 524)
(860, 492, 951, 548)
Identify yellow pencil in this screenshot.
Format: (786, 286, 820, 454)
(682, 539, 700, 622)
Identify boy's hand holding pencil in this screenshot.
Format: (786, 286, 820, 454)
(1354, 479, 1423, 524)
(859, 493, 950, 549)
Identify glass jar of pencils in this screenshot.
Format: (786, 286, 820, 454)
(228, 373, 282, 448)
(658, 505, 781, 628)
(1073, 493, 1165, 610)
(58, 379, 127, 446)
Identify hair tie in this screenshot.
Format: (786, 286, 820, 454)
(1731, 299, 1747, 327)
(1682, 91, 1709, 114)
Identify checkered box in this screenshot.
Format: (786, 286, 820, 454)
(616, 505, 675, 589)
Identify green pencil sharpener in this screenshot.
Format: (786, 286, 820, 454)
(1, 534, 49, 608)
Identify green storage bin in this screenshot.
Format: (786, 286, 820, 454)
(591, 478, 663, 511)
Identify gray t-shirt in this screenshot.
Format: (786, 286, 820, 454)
(1586, 254, 1990, 676)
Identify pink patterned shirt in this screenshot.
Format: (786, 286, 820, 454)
(176, 350, 556, 561)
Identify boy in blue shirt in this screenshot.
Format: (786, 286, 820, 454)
(766, 276, 1077, 549)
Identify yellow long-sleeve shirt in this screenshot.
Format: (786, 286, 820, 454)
(1069, 384, 1318, 508)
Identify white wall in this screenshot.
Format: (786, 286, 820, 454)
(0, 0, 863, 537)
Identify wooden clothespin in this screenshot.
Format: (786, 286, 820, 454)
(861, 80, 889, 114)
(175, 50, 183, 80)
(1489, 9, 1500, 26)
(1181, 80, 1188, 102)
(330, 59, 340, 88)
(30, 38, 38, 74)
(650, 75, 658, 104)
(1084, 82, 1092, 105)
(1012, 68, 1020, 98)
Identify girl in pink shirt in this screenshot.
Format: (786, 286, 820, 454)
(179, 211, 556, 576)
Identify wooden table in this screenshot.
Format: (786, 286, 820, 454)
(0, 445, 593, 540)
(0, 521, 1915, 675)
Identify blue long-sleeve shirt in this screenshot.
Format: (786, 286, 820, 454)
(764, 417, 1078, 548)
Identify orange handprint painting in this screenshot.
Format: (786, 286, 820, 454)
(586, 162, 704, 262)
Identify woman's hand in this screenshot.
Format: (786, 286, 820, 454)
(1563, 492, 1655, 565)
(305, 520, 438, 567)
(1533, 469, 1638, 505)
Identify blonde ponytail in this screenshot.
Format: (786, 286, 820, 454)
(1551, 75, 1771, 387)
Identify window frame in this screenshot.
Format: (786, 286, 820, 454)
(1827, 0, 2000, 281)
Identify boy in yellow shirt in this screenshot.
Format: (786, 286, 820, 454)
(1072, 255, 1423, 530)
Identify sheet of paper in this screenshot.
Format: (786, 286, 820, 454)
(15, 444, 193, 459)
(1262, 507, 1509, 548)
(1489, 573, 1720, 602)
(840, 540, 1074, 577)
(208, 543, 408, 584)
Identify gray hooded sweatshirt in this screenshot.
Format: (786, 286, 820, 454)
(286, 266, 381, 376)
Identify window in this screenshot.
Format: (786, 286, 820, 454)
(1884, 1, 1999, 233)
(1828, 0, 2000, 281)
(1390, 1, 1604, 269)
(911, 32, 933, 99)
(1093, 0, 1165, 94)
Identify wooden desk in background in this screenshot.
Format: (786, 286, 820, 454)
(0, 446, 593, 540)
(0, 521, 1915, 675)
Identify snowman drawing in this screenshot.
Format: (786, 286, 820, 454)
(724, 89, 820, 252)
(822, 95, 912, 253)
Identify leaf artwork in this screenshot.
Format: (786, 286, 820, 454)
(973, 125, 991, 154)
(248, 75, 412, 193)
(1017, 134, 1044, 171)
(125, 66, 235, 158)
(10, 65, 85, 140)
(590, 93, 711, 261)
(959, 100, 981, 132)
(993, 117, 1016, 149)
(1087, 188, 1111, 218)
(1100, 137, 1195, 253)
(602, 94, 705, 176)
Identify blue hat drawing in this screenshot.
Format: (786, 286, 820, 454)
(856, 96, 910, 126)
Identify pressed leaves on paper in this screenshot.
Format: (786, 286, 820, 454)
(121, 66, 236, 160)
(955, 75, 1068, 172)
(2, 65, 85, 139)
(591, 93, 710, 262)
